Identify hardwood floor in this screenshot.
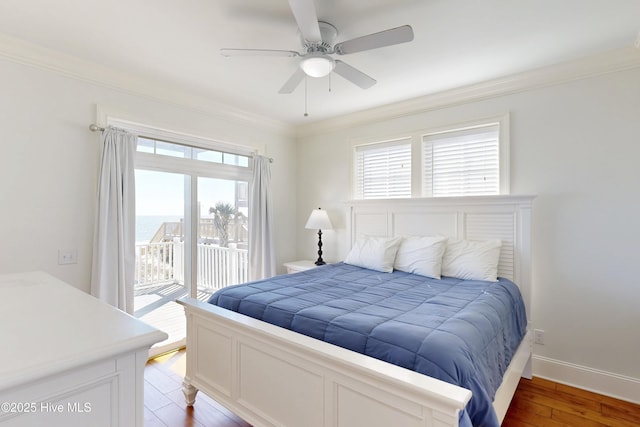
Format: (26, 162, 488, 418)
(145, 350, 640, 427)
(144, 350, 251, 427)
(503, 376, 640, 427)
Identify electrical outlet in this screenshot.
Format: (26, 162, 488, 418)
(58, 249, 78, 265)
(534, 329, 545, 345)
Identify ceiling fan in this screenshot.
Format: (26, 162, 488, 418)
(220, 0, 414, 94)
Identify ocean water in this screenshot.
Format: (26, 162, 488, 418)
(136, 215, 182, 243)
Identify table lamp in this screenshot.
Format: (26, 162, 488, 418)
(305, 207, 333, 265)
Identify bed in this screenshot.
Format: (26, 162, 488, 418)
(178, 195, 535, 427)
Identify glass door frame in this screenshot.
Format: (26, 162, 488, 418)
(136, 157, 251, 299)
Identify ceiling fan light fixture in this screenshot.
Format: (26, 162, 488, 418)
(300, 54, 335, 78)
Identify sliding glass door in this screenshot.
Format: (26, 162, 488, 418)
(196, 177, 249, 294)
(129, 131, 252, 356)
(134, 169, 187, 355)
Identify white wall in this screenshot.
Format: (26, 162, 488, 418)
(295, 67, 640, 399)
(0, 57, 297, 292)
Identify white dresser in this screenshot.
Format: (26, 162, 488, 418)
(0, 271, 168, 427)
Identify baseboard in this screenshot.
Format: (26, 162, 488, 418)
(532, 355, 640, 404)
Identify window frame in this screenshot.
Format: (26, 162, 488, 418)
(107, 118, 254, 183)
(353, 136, 413, 200)
(421, 114, 510, 197)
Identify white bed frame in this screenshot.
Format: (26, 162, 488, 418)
(178, 195, 535, 427)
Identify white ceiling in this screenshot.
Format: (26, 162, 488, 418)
(1, 0, 639, 125)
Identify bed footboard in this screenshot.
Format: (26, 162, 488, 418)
(178, 297, 472, 427)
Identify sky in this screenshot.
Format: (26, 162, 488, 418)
(135, 169, 242, 217)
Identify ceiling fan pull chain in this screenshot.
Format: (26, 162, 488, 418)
(304, 76, 309, 117)
(329, 73, 332, 92)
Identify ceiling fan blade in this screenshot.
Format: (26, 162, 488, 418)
(334, 25, 414, 55)
(278, 68, 306, 94)
(220, 48, 299, 57)
(288, 0, 322, 43)
(333, 60, 376, 89)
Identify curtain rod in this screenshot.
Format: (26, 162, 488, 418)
(89, 124, 273, 163)
(261, 156, 274, 163)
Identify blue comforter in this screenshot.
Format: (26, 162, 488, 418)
(208, 262, 527, 427)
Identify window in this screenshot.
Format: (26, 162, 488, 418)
(422, 123, 500, 197)
(351, 116, 509, 200)
(137, 136, 250, 167)
(354, 138, 411, 199)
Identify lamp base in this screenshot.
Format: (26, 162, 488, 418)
(315, 230, 326, 266)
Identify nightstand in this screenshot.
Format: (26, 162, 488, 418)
(283, 260, 317, 274)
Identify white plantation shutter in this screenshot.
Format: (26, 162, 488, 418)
(423, 124, 500, 197)
(355, 138, 411, 199)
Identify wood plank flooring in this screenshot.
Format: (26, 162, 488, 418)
(145, 350, 640, 426)
(143, 349, 250, 427)
(503, 376, 640, 427)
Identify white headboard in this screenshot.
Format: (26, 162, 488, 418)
(347, 195, 535, 316)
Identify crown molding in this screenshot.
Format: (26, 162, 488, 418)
(294, 47, 640, 138)
(2, 32, 639, 141)
(0, 33, 294, 137)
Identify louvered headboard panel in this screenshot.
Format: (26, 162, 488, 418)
(465, 213, 515, 282)
(347, 195, 535, 316)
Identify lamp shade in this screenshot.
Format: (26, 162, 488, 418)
(305, 208, 333, 230)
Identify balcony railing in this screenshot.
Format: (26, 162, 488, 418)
(135, 239, 248, 293)
(135, 242, 176, 286)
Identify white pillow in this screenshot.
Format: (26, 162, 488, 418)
(441, 239, 502, 282)
(344, 236, 402, 273)
(393, 236, 448, 279)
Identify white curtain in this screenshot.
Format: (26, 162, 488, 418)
(90, 127, 137, 314)
(249, 155, 275, 281)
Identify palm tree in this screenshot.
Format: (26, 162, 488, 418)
(209, 202, 241, 248)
